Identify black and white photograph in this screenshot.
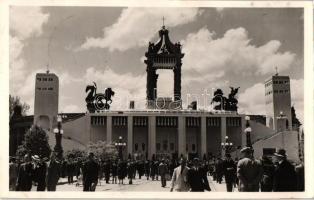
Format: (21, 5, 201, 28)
(1, 0, 313, 198)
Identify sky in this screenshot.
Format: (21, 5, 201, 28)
(9, 6, 304, 122)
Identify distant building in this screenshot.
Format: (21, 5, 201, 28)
(34, 71, 59, 131)
(265, 74, 292, 131)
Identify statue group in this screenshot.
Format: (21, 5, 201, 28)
(211, 87, 240, 112)
(85, 82, 115, 113)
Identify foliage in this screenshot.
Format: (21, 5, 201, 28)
(87, 141, 118, 161)
(9, 95, 30, 117)
(64, 148, 87, 160)
(291, 106, 302, 129)
(16, 125, 51, 159)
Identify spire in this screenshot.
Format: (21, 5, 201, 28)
(275, 66, 278, 76)
(162, 16, 165, 29)
(46, 64, 50, 74)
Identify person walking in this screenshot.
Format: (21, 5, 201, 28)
(260, 155, 275, 192)
(144, 160, 150, 180)
(103, 159, 111, 184)
(222, 153, 236, 192)
(111, 160, 118, 184)
(82, 152, 99, 191)
(237, 147, 263, 192)
(16, 154, 33, 191)
(272, 148, 297, 192)
(117, 159, 125, 184)
(158, 159, 168, 187)
(32, 155, 47, 191)
(47, 153, 61, 191)
(187, 158, 211, 192)
(67, 158, 75, 184)
(9, 157, 18, 191)
(170, 158, 190, 192)
(295, 156, 304, 191)
(215, 158, 224, 184)
(127, 160, 135, 184)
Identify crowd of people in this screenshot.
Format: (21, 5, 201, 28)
(9, 147, 304, 192)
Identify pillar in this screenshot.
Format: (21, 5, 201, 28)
(127, 116, 133, 156)
(148, 116, 156, 159)
(221, 117, 227, 157)
(178, 116, 186, 157)
(201, 116, 207, 158)
(241, 116, 246, 148)
(106, 116, 112, 143)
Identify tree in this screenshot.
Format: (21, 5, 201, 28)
(87, 141, 118, 161)
(64, 148, 87, 161)
(9, 95, 30, 117)
(291, 106, 302, 129)
(16, 125, 51, 159)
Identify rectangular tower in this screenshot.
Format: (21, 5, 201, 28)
(265, 74, 292, 131)
(34, 71, 59, 131)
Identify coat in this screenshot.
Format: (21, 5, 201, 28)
(237, 157, 263, 192)
(16, 162, 33, 191)
(158, 163, 168, 176)
(187, 166, 211, 192)
(295, 163, 304, 191)
(82, 159, 99, 183)
(47, 160, 61, 191)
(273, 160, 297, 191)
(33, 162, 47, 191)
(222, 159, 236, 183)
(170, 165, 190, 192)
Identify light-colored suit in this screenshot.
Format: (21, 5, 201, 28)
(170, 165, 190, 192)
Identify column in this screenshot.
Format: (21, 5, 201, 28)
(221, 117, 227, 156)
(127, 116, 133, 156)
(86, 113, 91, 142)
(106, 116, 112, 143)
(201, 116, 207, 158)
(178, 116, 186, 157)
(148, 116, 156, 159)
(241, 116, 246, 148)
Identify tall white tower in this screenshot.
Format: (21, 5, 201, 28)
(265, 73, 292, 131)
(34, 71, 59, 131)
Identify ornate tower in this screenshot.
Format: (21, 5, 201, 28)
(144, 25, 184, 109)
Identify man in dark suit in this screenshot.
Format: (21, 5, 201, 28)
(222, 153, 236, 192)
(82, 152, 99, 191)
(16, 154, 33, 191)
(187, 158, 211, 192)
(272, 148, 297, 192)
(295, 156, 304, 191)
(237, 147, 263, 192)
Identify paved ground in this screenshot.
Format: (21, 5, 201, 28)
(32, 176, 239, 192)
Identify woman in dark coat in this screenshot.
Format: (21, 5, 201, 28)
(47, 154, 61, 191)
(260, 156, 275, 192)
(111, 160, 118, 184)
(117, 160, 125, 184)
(16, 154, 33, 191)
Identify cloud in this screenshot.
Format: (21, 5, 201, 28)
(10, 7, 49, 39)
(80, 7, 201, 51)
(238, 79, 304, 123)
(9, 7, 50, 114)
(181, 27, 296, 78)
(84, 67, 146, 109)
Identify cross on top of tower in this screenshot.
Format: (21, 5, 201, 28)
(162, 16, 165, 29)
(46, 64, 50, 74)
(275, 66, 278, 76)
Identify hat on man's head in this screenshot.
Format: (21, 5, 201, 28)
(240, 146, 253, 153)
(32, 155, 40, 161)
(274, 148, 287, 158)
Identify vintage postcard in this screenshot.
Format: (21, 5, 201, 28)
(0, 0, 313, 199)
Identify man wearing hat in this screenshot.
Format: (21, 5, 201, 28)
(16, 154, 33, 191)
(158, 159, 169, 187)
(170, 158, 190, 192)
(237, 147, 263, 192)
(187, 158, 211, 192)
(82, 152, 99, 191)
(272, 148, 297, 191)
(222, 153, 236, 192)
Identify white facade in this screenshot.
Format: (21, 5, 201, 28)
(34, 72, 59, 131)
(265, 75, 292, 131)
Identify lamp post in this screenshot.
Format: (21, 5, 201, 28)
(53, 115, 64, 159)
(115, 136, 126, 160)
(221, 136, 233, 156)
(244, 116, 252, 148)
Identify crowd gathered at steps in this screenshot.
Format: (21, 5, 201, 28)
(9, 147, 304, 192)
